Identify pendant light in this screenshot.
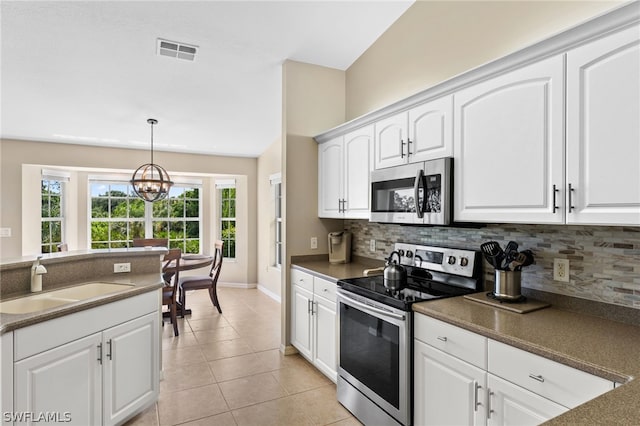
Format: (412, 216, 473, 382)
(130, 118, 174, 202)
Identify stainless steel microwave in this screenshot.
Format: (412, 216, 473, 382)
(370, 157, 452, 225)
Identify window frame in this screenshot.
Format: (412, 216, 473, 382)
(271, 173, 282, 269)
(150, 185, 202, 254)
(218, 185, 236, 259)
(41, 178, 65, 253)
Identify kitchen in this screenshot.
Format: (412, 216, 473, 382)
(1, 1, 639, 425)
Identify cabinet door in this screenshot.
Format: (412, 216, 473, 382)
(374, 112, 408, 169)
(454, 55, 565, 224)
(313, 294, 337, 382)
(414, 339, 487, 426)
(14, 333, 102, 426)
(487, 374, 567, 426)
(408, 95, 453, 163)
(318, 136, 344, 218)
(566, 25, 640, 225)
(291, 283, 313, 360)
(103, 312, 159, 426)
(343, 126, 373, 219)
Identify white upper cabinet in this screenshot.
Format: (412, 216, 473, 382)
(374, 96, 453, 169)
(318, 125, 372, 219)
(454, 55, 565, 224)
(566, 24, 640, 225)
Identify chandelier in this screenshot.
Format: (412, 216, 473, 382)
(130, 118, 174, 202)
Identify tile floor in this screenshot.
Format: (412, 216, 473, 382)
(125, 287, 361, 426)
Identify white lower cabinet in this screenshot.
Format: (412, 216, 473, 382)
(10, 291, 160, 426)
(290, 268, 337, 382)
(414, 339, 486, 426)
(487, 374, 566, 426)
(414, 314, 614, 426)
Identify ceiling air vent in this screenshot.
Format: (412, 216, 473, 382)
(157, 39, 198, 61)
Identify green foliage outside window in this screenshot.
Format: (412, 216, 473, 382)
(89, 183, 200, 253)
(41, 180, 63, 253)
(220, 187, 236, 258)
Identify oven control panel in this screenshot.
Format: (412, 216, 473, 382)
(393, 243, 478, 278)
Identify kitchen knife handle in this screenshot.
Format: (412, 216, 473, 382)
(568, 183, 575, 213)
(552, 184, 559, 213)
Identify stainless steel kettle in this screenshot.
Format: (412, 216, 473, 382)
(383, 251, 406, 291)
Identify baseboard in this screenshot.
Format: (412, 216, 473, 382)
(218, 282, 257, 289)
(258, 285, 281, 303)
(281, 344, 299, 356)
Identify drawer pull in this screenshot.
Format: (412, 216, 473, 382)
(487, 390, 494, 419)
(437, 336, 448, 342)
(474, 382, 482, 411)
(529, 374, 545, 383)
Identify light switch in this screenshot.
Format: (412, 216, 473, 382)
(0, 228, 11, 237)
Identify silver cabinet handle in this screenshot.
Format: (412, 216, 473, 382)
(400, 139, 405, 158)
(552, 184, 559, 213)
(529, 374, 545, 383)
(474, 382, 482, 411)
(407, 138, 413, 156)
(97, 343, 103, 364)
(487, 390, 494, 419)
(107, 339, 113, 360)
(568, 183, 575, 213)
(307, 299, 312, 314)
(437, 336, 447, 342)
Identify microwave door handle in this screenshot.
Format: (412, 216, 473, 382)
(414, 169, 425, 218)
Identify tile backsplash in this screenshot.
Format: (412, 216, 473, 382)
(345, 220, 640, 309)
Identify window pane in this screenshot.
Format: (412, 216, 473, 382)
(185, 240, 199, 254)
(153, 199, 169, 218)
(110, 222, 127, 241)
(170, 221, 185, 239)
(42, 196, 50, 218)
(185, 199, 199, 217)
(49, 195, 61, 218)
(229, 200, 236, 217)
(91, 222, 109, 242)
(110, 241, 127, 249)
(110, 198, 128, 218)
(92, 198, 109, 218)
(185, 221, 199, 239)
(48, 181, 61, 195)
(153, 221, 168, 238)
(186, 188, 199, 199)
(130, 199, 145, 218)
(221, 200, 230, 218)
(51, 221, 61, 243)
(169, 240, 183, 251)
(42, 245, 52, 253)
(41, 222, 50, 244)
(92, 242, 109, 249)
(110, 184, 128, 197)
(130, 221, 145, 239)
(170, 199, 184, 218)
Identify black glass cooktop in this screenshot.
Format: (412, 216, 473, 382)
(338, 270, 477, 311)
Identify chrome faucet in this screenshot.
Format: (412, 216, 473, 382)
(31, 256, 47, 292)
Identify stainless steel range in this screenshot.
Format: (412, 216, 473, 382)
(336, 243, 482, 426)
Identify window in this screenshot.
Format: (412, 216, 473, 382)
(41, 179, 64, 253)
(271, 173, 282, 268)
(219, 182, 236, 259)
(89, 181, 202, 252)
(90, 182, 145, 249)
(152, 186, 200, 253)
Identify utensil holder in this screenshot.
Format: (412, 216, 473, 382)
(493, 270, 522, 300)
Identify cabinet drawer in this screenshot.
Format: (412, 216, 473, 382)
(488, 339, 613, 408)
(414, 314, 487, 369)
(291, 268, 313, 292)
(314, 277, 336, 302)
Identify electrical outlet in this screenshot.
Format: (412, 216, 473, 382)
(310, 237, 318, 250)
(553, 258, 569, 282)
(114, 263, 131, 273)
(370, 239, 376, 252)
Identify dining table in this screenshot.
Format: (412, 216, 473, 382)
(163, 254, 214, 317)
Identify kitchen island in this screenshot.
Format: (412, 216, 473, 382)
(0, 249, 166, 426)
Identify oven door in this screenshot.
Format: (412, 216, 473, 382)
(337, 289, 411, 426)
(370, 162, 424, 224)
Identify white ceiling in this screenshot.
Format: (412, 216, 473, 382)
(1, 0, 413, 158)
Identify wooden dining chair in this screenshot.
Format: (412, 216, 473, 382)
(162, 249, 182, 336)
(178, 240, 224, 316)
(132, 238, 169, 248)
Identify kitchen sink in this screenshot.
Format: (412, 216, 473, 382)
(0, 282, 134, 314)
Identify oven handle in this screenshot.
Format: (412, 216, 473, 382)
(337, 291, 406, 321)
(414, 169, 425, 219)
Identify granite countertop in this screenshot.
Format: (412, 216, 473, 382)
(413, 295, 640, 424)
(291, 256, 384, 282)
(0, 273, 164, 334)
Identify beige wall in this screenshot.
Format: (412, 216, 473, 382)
(281, 60, 346, 351)
(0, 139, 258, 284)
(257, 138, 283, 300)
(346, 0, 623, 120)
